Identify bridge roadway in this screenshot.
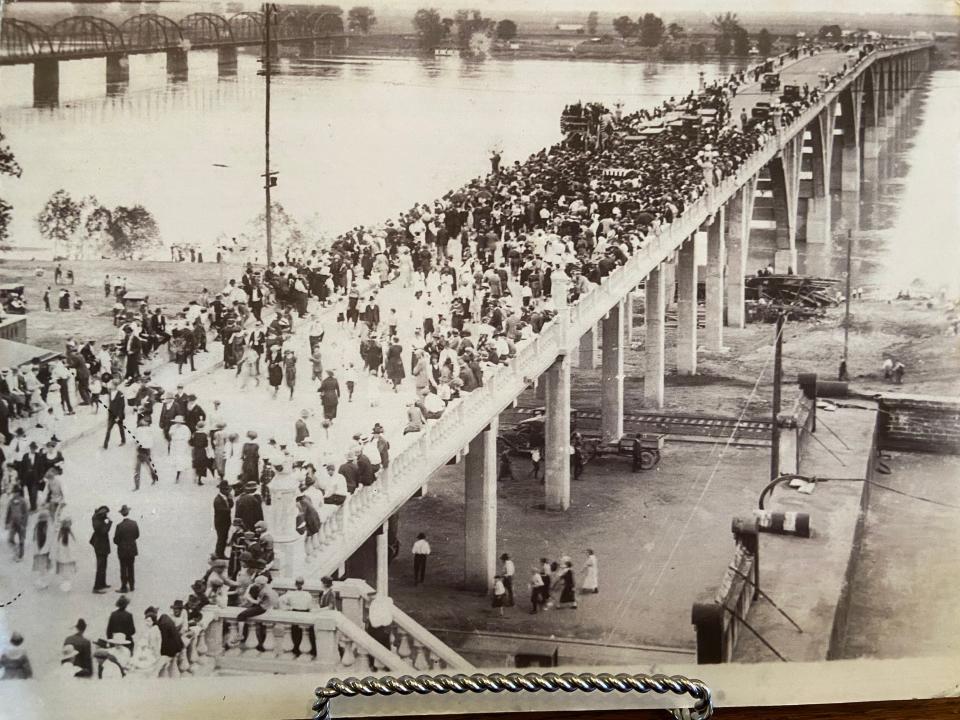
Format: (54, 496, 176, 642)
(309, 42, 934, 585)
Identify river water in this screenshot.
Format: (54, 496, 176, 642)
(1, 54, 957, 292)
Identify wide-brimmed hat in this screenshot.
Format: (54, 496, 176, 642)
(171, 415, 185, 424)
(171, 600, 185, 610)
(60, 645, 79, 661)
(106, 633, 128, 645)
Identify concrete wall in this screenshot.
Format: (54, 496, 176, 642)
(877, 394, 960, 454)
(826, 416, 878, 660)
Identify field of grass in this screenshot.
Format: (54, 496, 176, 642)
(0, 259, 232, 351)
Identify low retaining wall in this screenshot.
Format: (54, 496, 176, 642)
(692, 402, 879, 664)
(877, 393, 960, 454)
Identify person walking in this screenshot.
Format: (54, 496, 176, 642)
(5, 486, 29, 562)
(132, 416, 158, 490)
(283, 349, 297, 400)
(190, 421, 211, 486)
(500, 553, 515, 606)
(267, 348, 284, 399)
(581, 549, 599, 594)
(318, 370, 340, 424)
(169, 416, 192, 484)
(103, 382, 127, 450)
(556, 560, 578, 609)
(213, 481, 233, 558)
(528, 566, 544, 614)
(412, 532, 430, 585)
(113, 505, 139, 594)
(89, 506, 112, 593)
(491, 575, 507, 616)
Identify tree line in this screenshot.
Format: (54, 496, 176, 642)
(412, 8, 518, 50)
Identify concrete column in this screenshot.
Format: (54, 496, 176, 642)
(840, 132, 859, 191)
(32, 59, 59, 108)
(270, 467, 302, 578)
(725, 181, 754, 329)
(676, 236, 697, 376)
(601, 300, 625, 442)
(376, 520, 389, 596)
(218, 46, 238, 78)
(166, 48, 188, 82)
(625, 292, 635, 345)
(105, 54, 129, 91)
(464, 418, 498, 590)
(662, 253, 676, 308)
(578, 325, 597, 370)
(705, 209, 725, 351)
(769, 137, 801, 273)
(862, 126, 881, 160)
(544, 356, 571, 511)
(644, 266, 666, 408)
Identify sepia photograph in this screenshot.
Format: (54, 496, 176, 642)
(0, 0, 958, 715)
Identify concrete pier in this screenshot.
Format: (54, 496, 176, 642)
(644, 265, 666, 408)
(464, 419, 498, 590)
(676, 237, 698, 375)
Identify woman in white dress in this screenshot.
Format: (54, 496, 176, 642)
(129, 613, 162, 675)
(53, 512, 77, 592)
(169, 415, 193, 484)
(581, 549, 599, 594)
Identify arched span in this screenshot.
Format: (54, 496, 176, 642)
(0, 18, 55, 59)
(276, 9, 310, 39)
(310, 12, 344, 35)
(49, 16, 124, 55)
(119, 14, 183, 51)
(180, 13, 233, 45)
(228, 12, 264, 44)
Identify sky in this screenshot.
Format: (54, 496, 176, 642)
(352, 0, 958, 16)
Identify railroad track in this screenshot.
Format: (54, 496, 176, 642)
(507, 406, 773, 439)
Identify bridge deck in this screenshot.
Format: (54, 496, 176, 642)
(308, 43, 929, 579)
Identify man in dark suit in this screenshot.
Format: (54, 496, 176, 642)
(122, 326, 142, 381)
(90, 506, 112, 593)
(18, 441, 43, 511)
(103, 382, 127, 450)
(213, 481, 233, 558)
(234, 482, 264, 531)
(113, 504, 139, 593)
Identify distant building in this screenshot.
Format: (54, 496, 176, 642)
(556, 23, 585, 33)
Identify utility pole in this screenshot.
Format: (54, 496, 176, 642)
(843, 228, 852, 364)
(770, 312, 785, 481)
(262, 2, 275, 266)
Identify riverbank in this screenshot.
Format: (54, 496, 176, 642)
(0, 259, 229, 350)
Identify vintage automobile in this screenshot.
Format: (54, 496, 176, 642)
(760, 73, 781, 92)
(780, 85, 801, 103)
(0, 283, 27, 314)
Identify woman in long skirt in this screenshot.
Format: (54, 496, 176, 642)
(53, 514, 77, 592)
(283, 349, 297, 400)
(385, 339, 405, 392)
(240, 432, 260, 485)
(190, 421, 211, 486)
(581, 549, 599, 594)
(557, 561, 578, 609)
(267, 348, 284, 398)
(32, 508, 53, 589)
(169, 416, 193, 484)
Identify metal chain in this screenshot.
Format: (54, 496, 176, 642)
(314, 671, 713, 720)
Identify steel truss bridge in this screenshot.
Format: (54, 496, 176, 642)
(0, 10, 346, 65)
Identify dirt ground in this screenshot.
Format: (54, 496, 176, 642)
(389, 440, 767, 651)
(0, 259, 230, 350)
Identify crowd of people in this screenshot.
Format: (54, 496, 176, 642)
(1, 40, 900, 679)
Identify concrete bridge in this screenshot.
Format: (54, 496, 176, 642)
(0, 9, 349, 106)
(301, 42, 934, 602)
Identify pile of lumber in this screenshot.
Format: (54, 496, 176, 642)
(745, 275, 840, 321)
